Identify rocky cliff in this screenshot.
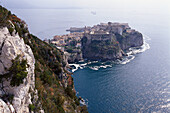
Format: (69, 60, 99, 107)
(81, 22, 143, 61)
(82, 34, 123, 61)
(0, 5, 87, 113)
(116, 31, 143, 50)
(66, 50, 83, 63)
(0, 27, 42, 113)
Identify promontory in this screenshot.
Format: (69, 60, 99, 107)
(50, 22, 143, 62)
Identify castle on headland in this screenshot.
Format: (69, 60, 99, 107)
(64, 22, 135, 44)
(81, 22, 143, 61)
(83, 22, 134, 42)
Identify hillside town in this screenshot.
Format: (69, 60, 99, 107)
(44, 32, 83, 51)
(44, 22, 141, 62)
(45, 22, 134, 49)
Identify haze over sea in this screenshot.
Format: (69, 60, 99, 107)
(6, 2, 170, 112)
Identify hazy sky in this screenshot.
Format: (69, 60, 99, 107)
(1, 0, 169, 9)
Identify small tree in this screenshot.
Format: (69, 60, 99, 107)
(9, 55, 28, 86)
(0, 55, 28, 94)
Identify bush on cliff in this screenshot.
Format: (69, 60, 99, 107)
(0, 55, 28, 87)
(65, 86, 76, 99)
(9, 55, 28, 87)
(40, 69, 53, 85)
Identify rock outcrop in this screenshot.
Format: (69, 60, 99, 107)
(66, 51, 83, 63)
(0, 27, 41, 113)
(0, 99, 15, 113)
(82, 34, 123, 61)
(116, 31, 143, 50)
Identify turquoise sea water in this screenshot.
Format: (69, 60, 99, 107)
(10, 6, 170, 112)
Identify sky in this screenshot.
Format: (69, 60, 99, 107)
(1, 0, 169, 10)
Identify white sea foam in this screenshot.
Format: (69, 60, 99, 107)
(80, 99, 86, 105)
(79, 98, 88, 106)
(69, 63, 88, 72)
(80, 67, 83, 69)
(89, 66, 99, 70)
(119, 55, 135, 65)
(118, 35, 150, 65)
(88, 64, 112, 70)
(91, 61, 99, 63)
(69, 64, 79, 72)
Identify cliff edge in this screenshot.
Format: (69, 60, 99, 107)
(81, 22, 143, 61)
(0, 26, 45, 113)
(0, 5, 87, 113)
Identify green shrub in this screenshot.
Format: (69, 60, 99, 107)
(9, 55, 28, 86)
(40, 70, 53, 85)
(65, 87, 75, 99)
(57, 106, 65, 113)
(75, 98, 80, 105)
(29, 104, 36, 111)
(55, 95, 64, 106)
(35, 62, 41, 72)
(0, 55, 28, 87)
(80, 105, 88, 113)
(8, 27, 14, 35)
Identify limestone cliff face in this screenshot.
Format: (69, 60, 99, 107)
(116, 31, 143, 50)
(0, 99, 15, 113)
(0, 27, 42, 113)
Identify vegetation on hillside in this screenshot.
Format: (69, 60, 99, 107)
(0, 5, 87, 113)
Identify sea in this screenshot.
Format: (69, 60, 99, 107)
(9, 5, 170, 113)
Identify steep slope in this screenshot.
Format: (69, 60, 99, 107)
(115, 31, 143, 51)
(0, 5, 87, 113)
(0, 27, 39, 113)
(82, 34, 123, 61)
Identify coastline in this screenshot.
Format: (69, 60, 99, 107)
(69, 34, 150, 72)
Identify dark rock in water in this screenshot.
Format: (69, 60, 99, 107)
(79, 96, 82, 100)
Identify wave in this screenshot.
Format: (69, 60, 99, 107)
(79, 97, 89, 106)
(70, 35, 150, 71)
(69, 63, 88, 72)
(70, 61, 113, 72)
(89, 64, 112, 70)
(118, 55, 135, 65)
(118, 35, 150, 65)
(75, 92, 88, 106)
